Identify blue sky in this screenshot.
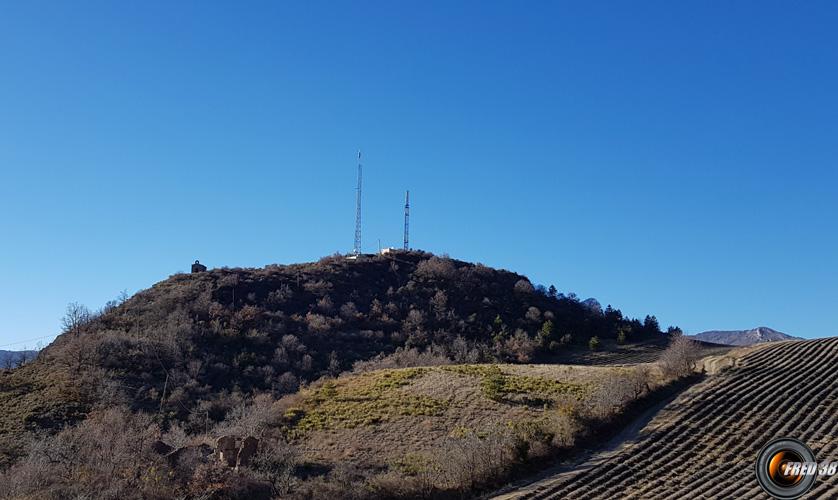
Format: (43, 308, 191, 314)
(1, 1, 836, 348)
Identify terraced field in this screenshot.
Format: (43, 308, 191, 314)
(499, 337, 838, 499)
(549, 337, 731, 366)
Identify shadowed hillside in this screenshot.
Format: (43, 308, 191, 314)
(0, 251, 668, 469)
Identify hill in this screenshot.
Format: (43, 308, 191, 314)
(271, 361, 684, 497)
(690, 326, 799, 346)
(496, 337, 838, 499)
(0, 251, 669, 471)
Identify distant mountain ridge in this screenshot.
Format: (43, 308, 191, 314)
(0, 350, 37, 368)
(691, 327, 799, 346)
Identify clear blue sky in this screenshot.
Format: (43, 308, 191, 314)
(1, 1, 836, 348)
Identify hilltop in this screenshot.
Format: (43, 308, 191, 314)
(690, 326, 799, 346)
(0, 251, 669, 469)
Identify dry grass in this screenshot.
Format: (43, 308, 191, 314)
(286, 368, 449, 433)
(283, 363, 642, 477)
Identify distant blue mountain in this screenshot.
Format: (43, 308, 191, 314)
(0, 349, 37, 368)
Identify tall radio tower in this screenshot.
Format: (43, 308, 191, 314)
(403, 190, 410, 250)
(353, 152, 363, 256)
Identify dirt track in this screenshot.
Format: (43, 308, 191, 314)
(495, 337, 838, 499)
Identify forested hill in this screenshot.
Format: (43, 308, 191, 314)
(0, 251, 667, 464)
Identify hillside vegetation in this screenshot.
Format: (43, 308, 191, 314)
(0, 251, 684, 498)
(0, 253, 666, 443)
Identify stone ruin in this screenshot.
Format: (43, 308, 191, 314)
(216, 435, 259, 469)
(191, 260, 207, 273)
(153, 435, 259, 471)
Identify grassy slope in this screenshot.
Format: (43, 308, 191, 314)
(282, 362, 666, 475)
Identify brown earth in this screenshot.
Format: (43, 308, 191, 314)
(494, 337, 838, 499)
(285, 363, 663, 475)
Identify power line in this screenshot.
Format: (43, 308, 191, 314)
(0, 334, 56, 349)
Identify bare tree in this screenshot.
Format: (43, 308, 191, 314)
(430, 290, 448, 321)
(588, 375, 633, 418)
(14, 349, 30, 368)
(513, 279, 535, 294)
(626, 365, 652, 399)
(61, 302, 91, 336)
(659, 335, 700, 379)
(327, 350, 341, 376)
(246, 439, 299, 496)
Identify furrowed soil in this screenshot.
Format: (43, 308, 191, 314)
(494, 337, 838, 499)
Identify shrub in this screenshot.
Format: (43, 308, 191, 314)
(267, 284, 293, 306)
(403, 309, 426, 333)
(305, 312, 331, 334)
(352, 345, 451, 372)
(0, 408, 171, 499)
(538, 320, 555, 345)
(373, 454, 440, 498)
(513, 279, 535, 294)
(481, 366, 506, 401)
(316, 295, 334, 314)
(659, 335, 699, 378)
(339, 302, 359, 321)
(434, 429, 515, 492)
(243, 439, 299, 496)
(589, 336, 601, 351)
(617, 328, 627, 345)
(448, 335, 486, 363)
(281, 334, 305, 353)
(546, 406, 582, 448)
(502, 329, 537, 363)
(626, 365, 652, 399)
(587, 374, 633, 419)
(303, 279, 333, 296)
(414, 256, 457, 280)
(276, 372, 300, 394)
(327, 351, 341, 376)
(430, 290, 448, 320)
(217, 393, 279, 438)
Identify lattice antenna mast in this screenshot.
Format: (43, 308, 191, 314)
(403, 190, 410, 250)
(353, 151, 363, 256)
